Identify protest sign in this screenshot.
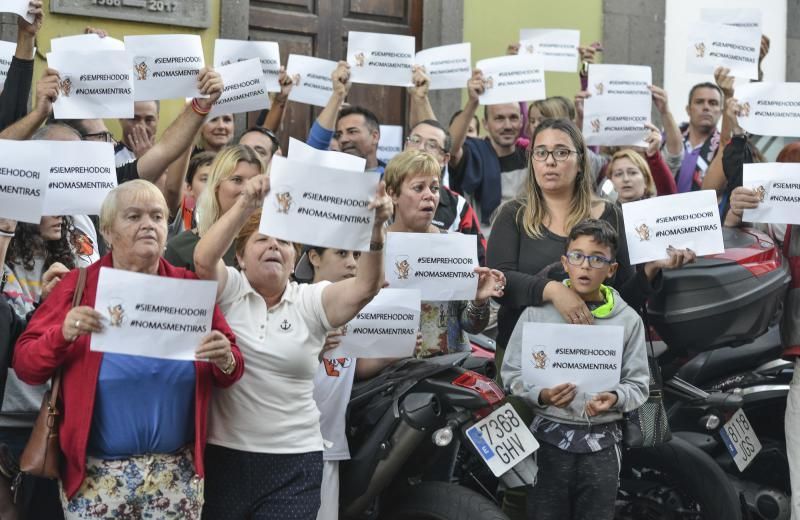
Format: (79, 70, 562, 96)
(43, 141, 117, 216)
(50, 34, 125, 53)
(0, 140, 48, 223)
(700, 8, 761, 30)
(621, 190, 724, 265)
(582, 64, 651, 146)
(47, 51, 134, 119)
(385, 232, 478, 301)
(742, 163, 800, 225)
(476, 55, 545, 105)
(686, 21, 760, 79)
(377, 125, 403, 165)
(287, 137, 366, 171)
(347, 31, 415, 87)
(414, 43, 471, 90)
(325, 289, 421, 359)
(286, 54, 337, 108)
(214, 39, 281, 93)
(518, 28, 580, 72)
(124, 34, 205, 101)
(208, 58, 270, 118)
(736, 82, 800, 138)
(521, 323, 624, 393)
(0, 40, 15, 91)
(259, 156, 380, 251)
(92, 267, 217, 361)
(1, 0, 33, 24)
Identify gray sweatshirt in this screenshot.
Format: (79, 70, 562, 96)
(501, 286, 649, 426)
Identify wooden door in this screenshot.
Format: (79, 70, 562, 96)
(247, 0, 422, 152)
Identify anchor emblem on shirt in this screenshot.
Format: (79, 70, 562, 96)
(280, 319, 292, 332)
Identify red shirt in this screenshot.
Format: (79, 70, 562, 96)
(13, 254, 244, 499)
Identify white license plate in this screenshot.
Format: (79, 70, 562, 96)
(719, 408, 762, 472)
(465, 403, 539, 477)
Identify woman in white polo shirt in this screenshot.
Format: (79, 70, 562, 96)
(194, 174, 393, 519)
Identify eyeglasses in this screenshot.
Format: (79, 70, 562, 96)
(82, 131, 115, 143)
(405, 135, 444, 154)
(531, 148, 577, 162)
(565, 251, 613, 269)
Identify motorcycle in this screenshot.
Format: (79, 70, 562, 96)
(339, 352, 537, 520)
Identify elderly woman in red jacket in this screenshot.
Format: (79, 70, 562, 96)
(13, 180, 244, 519)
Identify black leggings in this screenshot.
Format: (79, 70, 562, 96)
(203, 445, 323, 520)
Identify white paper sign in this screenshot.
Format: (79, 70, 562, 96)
(259, 156, 380, 251)
(326, 289, 421, 359)
(43, 141, 117, 216)
(522, 323, 624, 392)
(414, 43, 471, 90)
(583, 64, 652, 146)
(214, 39, 281, 93)
(701, 8, 762, 30)
(0, 140, 48, 223)
(92, 268, 217, 360)
(209, 59, 270, 118)
(476, 55, 545, 105)
(377, 125, 403, 165)
(0, 40, 15, 91)
(742, 163, 800, 225)
(1, 0, 33, 23)
(622, 190, 724, 265)
(385, 232, 478, 301)
(124, 34, 205, 101)
(47, 51, 134, 119)
(50, 34, 125, 53)
(287, 137, 366, 171)
(686, 21, 760, 80)
(736, 82, 800, 137)
(347, 31, 415, 87)
(518, 28, 580, 73)
(286, 54, 337, 108)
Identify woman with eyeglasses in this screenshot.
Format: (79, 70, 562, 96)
(487, 118, 694, 378)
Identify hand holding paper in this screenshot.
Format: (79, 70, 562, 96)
(194, 330, 233, 371)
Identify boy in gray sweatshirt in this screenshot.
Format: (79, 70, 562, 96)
(501, 219, 649, 520)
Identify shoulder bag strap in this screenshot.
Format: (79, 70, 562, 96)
(48, 267, 87, 409)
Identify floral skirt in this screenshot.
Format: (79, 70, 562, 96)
(60, 445, 203, 519)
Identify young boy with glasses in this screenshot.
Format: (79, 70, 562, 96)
(501, 218, 649, 520)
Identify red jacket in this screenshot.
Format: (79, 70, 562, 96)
(12, 254, 244, 499)
(646, 150, 678, 196)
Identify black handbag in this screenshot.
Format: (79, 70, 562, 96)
(623, 326, 672, 448)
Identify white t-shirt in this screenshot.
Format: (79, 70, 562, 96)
(208, 267, 332, 453)
(313, 357, 355, 461)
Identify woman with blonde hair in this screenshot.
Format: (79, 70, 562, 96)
(165, 144, 264, 271)
(193, 114, 235, 155)
(607, 149, 657, 203)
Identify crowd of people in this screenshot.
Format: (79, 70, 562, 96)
(0, 2, 798, 520)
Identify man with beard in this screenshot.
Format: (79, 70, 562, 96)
(449, 69, 526, 235)
(306, 61, 385, 174)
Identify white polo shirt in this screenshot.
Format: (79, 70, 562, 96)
(208, 267, 332, 453)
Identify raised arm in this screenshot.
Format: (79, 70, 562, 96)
(0, 67, 59, 140)
(162, 140, 193, 217)
(408, 65, 436, 128)
(307, 61, 351, 150)
(263, 67, 294, 132)
(649, 85, 681, 158)
(0, 1, 41, 130)
(193, 175, 271, 297)
(449, 69, 484, 165)
(135, 68, 223, 183)
(321, 182, 392, 328)
(703, 95, 743, 195)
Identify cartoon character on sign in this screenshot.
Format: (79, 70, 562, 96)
(525, 43, 535, 54)
(108, 299, 125, 327)
(323, 357, 352, 377)
(532, 350, 547, 369)
(394, 255, 412, 280)
(635, 222, 651, 241)
(484, 76, 494, 89)
(275, 192, 293, 214)
(755, 184, 767, 202)
(291, 73, 301, 86)
(594, 82, 604, 95)
(59, 76, 72, 97)
(695, 42, 706, 58)
(354, 52, 366, 67)
(134, 57, 149, 81)
(738, 102, 751, 118)
(590, 119, 601, 133)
